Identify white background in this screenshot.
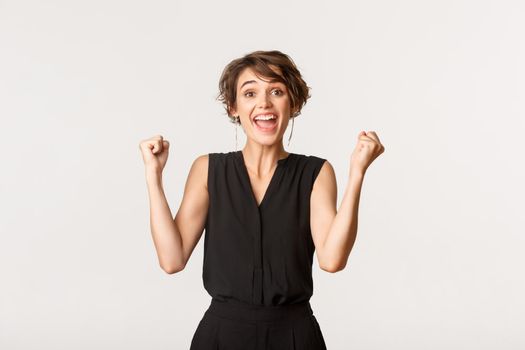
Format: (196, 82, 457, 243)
(1, 0, 524, 349)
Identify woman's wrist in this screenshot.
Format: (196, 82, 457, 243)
(146, 167, 163, 184)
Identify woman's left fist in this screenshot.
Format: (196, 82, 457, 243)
(350, 130, 385, 175)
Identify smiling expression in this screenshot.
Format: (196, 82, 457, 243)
(230, 65, 297, 146)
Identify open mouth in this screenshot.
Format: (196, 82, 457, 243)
(253, 114, 278, 132)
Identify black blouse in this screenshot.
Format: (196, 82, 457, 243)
(202, 150, 327, 306)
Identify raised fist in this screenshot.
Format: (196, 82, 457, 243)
(350, 130, 385, 174)
(139, 134, 170, 173)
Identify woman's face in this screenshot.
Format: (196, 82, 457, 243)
(230, 66, 296, 147)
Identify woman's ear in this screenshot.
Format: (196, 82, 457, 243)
(228, 104, 237, 117)
(290, 105, 298, 117)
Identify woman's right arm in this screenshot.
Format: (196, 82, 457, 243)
(140, 135, 209, 274)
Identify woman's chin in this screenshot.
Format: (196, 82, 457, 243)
(253, 134, 284, 146)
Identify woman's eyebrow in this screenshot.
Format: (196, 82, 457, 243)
(240, 80, 256, 89)
(240, 79, 283, 90)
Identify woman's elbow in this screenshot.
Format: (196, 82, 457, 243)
(160, 255, 186, 274)
(161, 262, 185, 274)
(320, 260, 346, 273)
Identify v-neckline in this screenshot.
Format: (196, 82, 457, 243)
(236, 150, 292, 209)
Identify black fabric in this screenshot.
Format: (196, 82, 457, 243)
(190, 298, 327, 350)
(203, 150, 326, 306)
(191, 150, 328, 349)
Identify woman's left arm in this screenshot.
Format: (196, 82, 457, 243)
(311, 131, 385, 273)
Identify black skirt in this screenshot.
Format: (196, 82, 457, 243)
(189, 298, 328, 350)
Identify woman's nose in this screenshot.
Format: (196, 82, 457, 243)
(257, 93, 272, 108)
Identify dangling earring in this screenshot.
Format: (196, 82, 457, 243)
(234, 116, 240, 151)
(287, 116, 295, 147)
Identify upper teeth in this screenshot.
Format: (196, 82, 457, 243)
(254, 114, 276, 120)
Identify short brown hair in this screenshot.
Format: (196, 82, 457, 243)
(216, 50, 311, 124)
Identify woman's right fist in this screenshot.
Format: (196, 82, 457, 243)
(139, 135, 170, 173)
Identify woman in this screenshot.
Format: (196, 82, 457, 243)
(139, 50, 385, 349)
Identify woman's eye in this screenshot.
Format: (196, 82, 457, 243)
(243, 89, 283, 98)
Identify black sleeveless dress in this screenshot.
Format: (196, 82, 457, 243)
(190, 150, 328, 350)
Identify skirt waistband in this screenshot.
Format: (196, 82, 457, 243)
(206, 298, 314, 323)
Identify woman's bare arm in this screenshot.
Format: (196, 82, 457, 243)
(146, 154, 209, 274)
(310, 130, 385, 273)
(310, 162, 363, 273)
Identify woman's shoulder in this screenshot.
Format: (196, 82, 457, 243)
(201, 151, 242, 169)
(293, 153, 330, 179)
(190, 153, 210, 173)
(293, 152, 327, 164)
(206, 150, 236, 161)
